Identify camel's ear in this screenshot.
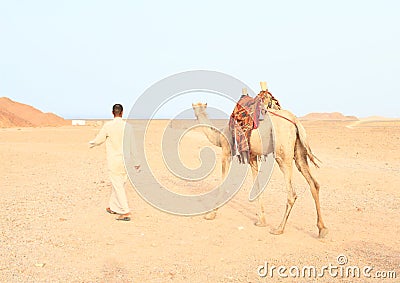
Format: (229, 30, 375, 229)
(192, 103, 195, 107)
(205, 103, 207, 107)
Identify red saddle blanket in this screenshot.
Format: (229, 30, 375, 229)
(229, 95, 261, 161)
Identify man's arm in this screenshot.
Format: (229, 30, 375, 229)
(89, 125, 108, 148)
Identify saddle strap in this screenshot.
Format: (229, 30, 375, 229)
(267, 110, 296, 125)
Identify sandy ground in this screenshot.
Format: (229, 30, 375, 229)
(1, 120, 399, 282)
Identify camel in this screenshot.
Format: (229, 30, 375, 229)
(192, 102, 328, 238)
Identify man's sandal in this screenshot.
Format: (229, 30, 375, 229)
(106, 207, 117, 214)
(116, 213, 131, 221)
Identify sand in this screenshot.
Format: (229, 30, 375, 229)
(0, 120, 399, 282)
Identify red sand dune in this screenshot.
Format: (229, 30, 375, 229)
(300, 112, 358, 121)
(0, 97, 68, 128)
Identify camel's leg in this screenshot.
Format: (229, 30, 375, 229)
(294, 142, 328, 238)
(204, 145, 231, 220)
(270, 157, 297, 235)
(256, 195, 266, 226)
(249, 156, 266, 227)
(221, 154, 229, 180)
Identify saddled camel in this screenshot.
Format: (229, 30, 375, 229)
(192, 102, 328, 238)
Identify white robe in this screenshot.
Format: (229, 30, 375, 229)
(90, 117, 140, 214)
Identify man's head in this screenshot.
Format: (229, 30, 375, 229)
(112, 104, 123, 117)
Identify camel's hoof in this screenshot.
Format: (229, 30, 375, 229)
(204, 211, 217, 220)
(318, 227, 329, 238)
(270, 228, 284, 235)
(254, 221, 267, 227)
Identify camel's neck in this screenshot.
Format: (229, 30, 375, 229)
(196, 111, 221, 147)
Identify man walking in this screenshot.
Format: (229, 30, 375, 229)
(89, 104, 140, 221)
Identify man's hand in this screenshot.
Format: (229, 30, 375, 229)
(134, 165, 141, 173)
(88, 141, 96, 148)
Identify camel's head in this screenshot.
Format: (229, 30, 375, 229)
(192, 102, 207, 118)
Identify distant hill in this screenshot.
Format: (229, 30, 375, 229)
(300, 112, 358, 121)
(360, 116, 399, 121)
(0, 97, 68, 128)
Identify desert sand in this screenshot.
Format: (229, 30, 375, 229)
(1, 117, 399, 282)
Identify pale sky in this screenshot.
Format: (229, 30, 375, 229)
(1, 1, 399, 119)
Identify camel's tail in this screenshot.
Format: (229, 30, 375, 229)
(294, 118, 321, 168)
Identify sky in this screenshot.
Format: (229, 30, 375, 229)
(0, 0, 399, 119)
